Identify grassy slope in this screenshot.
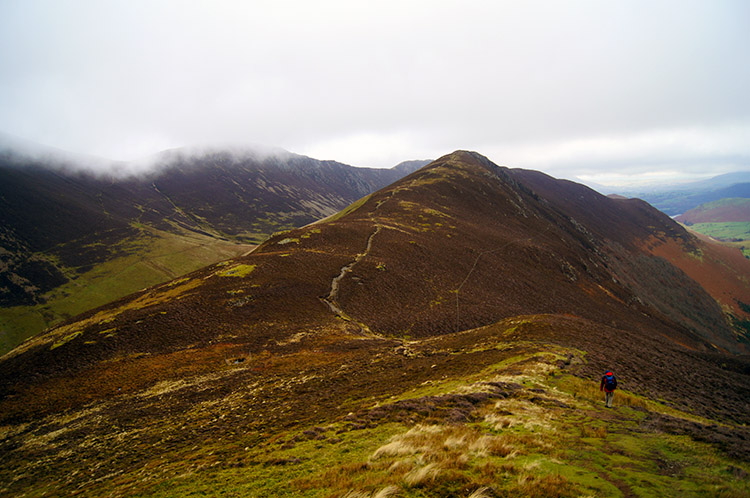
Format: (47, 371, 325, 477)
(680, 223, 750, 258)
(6, 332, 743, 498)
(0, 226, 253, 354)
(2, 318, 747, 498)
(697, 223, 750, 259)
(139, 356, 747, 498)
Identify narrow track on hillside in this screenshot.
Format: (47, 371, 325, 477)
(322, 225, 382, 319)
(320, 188, 404, 334)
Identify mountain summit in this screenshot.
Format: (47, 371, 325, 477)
(1, 151, 749, 496)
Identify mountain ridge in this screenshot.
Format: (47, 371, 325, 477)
(1, 150, 749, 496)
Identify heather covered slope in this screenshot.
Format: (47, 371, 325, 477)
(1, 151, 749, 497)
(0, 147, 419, 352)
(509, 169, 750, 351)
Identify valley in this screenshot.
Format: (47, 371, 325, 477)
(675, 198, 750, 258)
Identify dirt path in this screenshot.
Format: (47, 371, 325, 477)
(322, 224, 382, 317)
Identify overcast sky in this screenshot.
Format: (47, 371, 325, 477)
(1, 0, 749, 186)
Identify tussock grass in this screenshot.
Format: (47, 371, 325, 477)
(467, 487, 494, 498)
(403, 462, 441, 486)
(18, 339, 747, 498)
(580, 424, 607, 438)
(372, 424, 517, 465)
(342, 485, 400, 498)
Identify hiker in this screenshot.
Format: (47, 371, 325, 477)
(600, 370, 617, 408)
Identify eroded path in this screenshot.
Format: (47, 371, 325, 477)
(322, 224, 382, 318)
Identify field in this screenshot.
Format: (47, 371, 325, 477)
(682, 222, 750, 258)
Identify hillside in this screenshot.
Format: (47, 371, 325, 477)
(1, 151, 748, 497)
(675, 198, 750, 225)
(0, 147, 421, 353)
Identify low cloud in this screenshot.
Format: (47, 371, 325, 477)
(1, 1, 749, 184)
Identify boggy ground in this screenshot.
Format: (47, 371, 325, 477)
(1, 315, 748, 497)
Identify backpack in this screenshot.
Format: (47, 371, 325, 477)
(604, 375, 617, 391)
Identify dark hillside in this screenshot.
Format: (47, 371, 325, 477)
(510, 168, 748, 350)
(0, 147, 419, 348)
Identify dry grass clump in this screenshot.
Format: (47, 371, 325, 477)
(403, 462, 442, 486)
(367, 423, 522, 492)
(483, 399, 556, 434)
(467, 486, 494, 498)
(371, 424, 517, 465)
(341, 485, 400, 498)
(469, 435, 516, 458)
(615, 390, 648, 409)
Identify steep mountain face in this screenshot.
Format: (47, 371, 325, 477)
(508, 169, 750, 350)
(1, 151, 749, 497)
(138, 148, 423, 240)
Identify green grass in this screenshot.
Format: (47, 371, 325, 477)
(0, 228, 253, 355)
(121, 350, 750, 498)
(4, 333, 749, 498)
(324, 194, 372, 223)
(682, 222, 750, 257)
(688, 222, 750, 242)
(133, 423, 407, 498)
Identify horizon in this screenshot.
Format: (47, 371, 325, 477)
(1, 1, 749, 187)
(1, 130, 746, 190)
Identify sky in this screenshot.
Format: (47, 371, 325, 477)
(1, 0, 749, 186)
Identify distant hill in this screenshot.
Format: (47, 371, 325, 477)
(1, 151, 748, 497)
(0, 144, 422, 352)
(675, 198, 750, 224)
(603, 172, 750, 216)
